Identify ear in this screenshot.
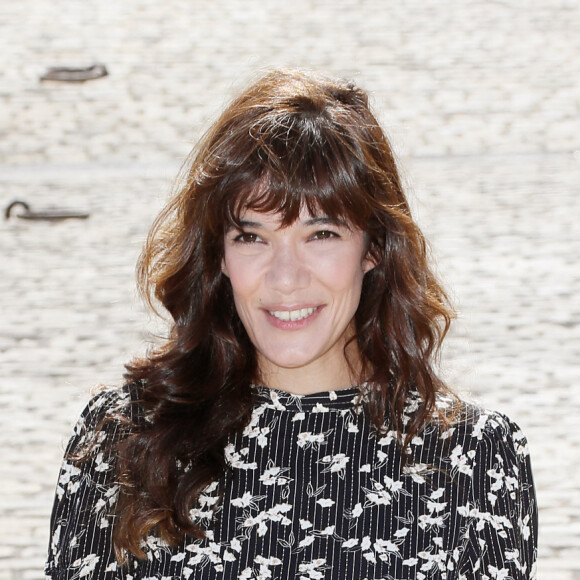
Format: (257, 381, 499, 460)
(362, 250, 377, 274)
(221, 258, 229, 277)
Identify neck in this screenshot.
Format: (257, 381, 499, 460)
(257, 343, 364, 396)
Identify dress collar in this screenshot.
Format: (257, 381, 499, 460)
(251, 384, 364, 412)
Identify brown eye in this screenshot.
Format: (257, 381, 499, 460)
(233, 232, 261, 244)
(311, 230, 340, 241)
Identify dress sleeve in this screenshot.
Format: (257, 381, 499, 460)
(457, 412, 538, 579)
(45, 388, 130, 579)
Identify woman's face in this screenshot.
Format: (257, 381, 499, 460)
(222, 206, 374, 393)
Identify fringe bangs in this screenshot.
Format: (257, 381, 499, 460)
(215, 119, 376, 234)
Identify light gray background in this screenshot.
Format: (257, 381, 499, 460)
(1, 1, 579, 577)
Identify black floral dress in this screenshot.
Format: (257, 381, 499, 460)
(46, 384, 537, 579)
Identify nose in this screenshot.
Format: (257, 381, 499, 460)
(265, 243, 310, 294)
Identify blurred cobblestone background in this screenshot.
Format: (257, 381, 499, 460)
(1, 0, 579, 578)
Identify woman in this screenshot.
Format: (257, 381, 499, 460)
(46, 69, 537, 579)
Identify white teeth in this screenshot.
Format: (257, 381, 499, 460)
(270, 307, 316, 322)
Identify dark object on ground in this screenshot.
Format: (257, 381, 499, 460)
(40, 63, 108, 82)
(5, 200, 90, 221)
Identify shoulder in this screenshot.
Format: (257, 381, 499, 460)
(49, 383, 142, 535)
(396, 389, 532, 459)
(448, 400, 531, 458)
(81, 381, 143, 425)
(66, 382, 142, 457)
(437, 401, 539, 573)
(432, 398, 535, 498)
(82, 384, 130, 421)
(414, 393, 532, 477)
(45, 385, 139, 578)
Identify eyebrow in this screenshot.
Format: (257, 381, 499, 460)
(235, 216, 347, 229)
(304, 216, 347, 227)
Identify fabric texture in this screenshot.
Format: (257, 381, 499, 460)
(45, 384, 537, 579)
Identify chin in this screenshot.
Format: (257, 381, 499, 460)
(268, 356, 313, 370)
(260, 348, 318, 370)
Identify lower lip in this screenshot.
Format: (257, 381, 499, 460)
(264, 306, 323, 330)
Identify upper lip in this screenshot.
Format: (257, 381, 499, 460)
(262, 304, 321, 312)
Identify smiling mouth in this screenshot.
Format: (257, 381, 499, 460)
(268, 307, 318, 322)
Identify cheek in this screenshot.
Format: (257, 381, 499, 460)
(318, 252, 366, 294)
(223, 256, 257, 301)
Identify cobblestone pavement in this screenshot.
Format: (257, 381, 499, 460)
(1, 1, 579, 578)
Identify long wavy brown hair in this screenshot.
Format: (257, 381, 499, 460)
(115, 68, 455, 560)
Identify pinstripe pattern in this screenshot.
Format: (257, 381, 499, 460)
(46, 384, 537, 579)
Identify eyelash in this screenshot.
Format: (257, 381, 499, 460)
(310, 230, 340, 241)
(232, 232, 262, 244)
(231, 229, 341, 244)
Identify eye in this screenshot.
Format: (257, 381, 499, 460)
(310, 230, 340, 241)
(232, 231, 262, 244)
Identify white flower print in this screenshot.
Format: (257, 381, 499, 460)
(457, 504, 514, 534)
(403, 557, 419, 566)
(449, 445, 477, 477)
(46, 385, 537, 579)
(417, 512, 451, 531)
(342, 537, 359, 549)
(471, 413, 490, 440)
(487, 465, 518, 495)
(488, 565, 510, 579)
(361, 475, 409, 513)
(93, 452, 111, 473)
(402, 462, 433, 484)
(245, 425, 271, 448)
(141, 535, 170, 561)
(394, 527, 410, 539)
(373, 538, 401, 562)
(71, 554, 100, 578)
(298, 558, 328, 580)
(377, 430, 398, 447)
(189, 506, 214, 523)
(225, 443, 258, 470)
(259, 462, 291, 486)
(439, 426, 456, 440)
(417, 545, 450, 573)
(320, 453, 350, 477)
(238, 555, 283, 579)
(57, 461, 82, 498)
(267, 391, 288, 411)
(231, 491, 265, 510)
(383, 475, 406, 496)
(317, 525, 335, 536)
(299, 534, 316, 548)
(316, 498, 335, 508)
(230, 537, 243, 552)
(344, 502, 364, 527)
(241, 503, 292, 537)
(297, 431, 328, 449)
(185, 539, 222, 567)
(512, 428, 531, 457)
(519, 512, 532, 541)
(376, 449, 389, 467)
(421, 497, 448, 515)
